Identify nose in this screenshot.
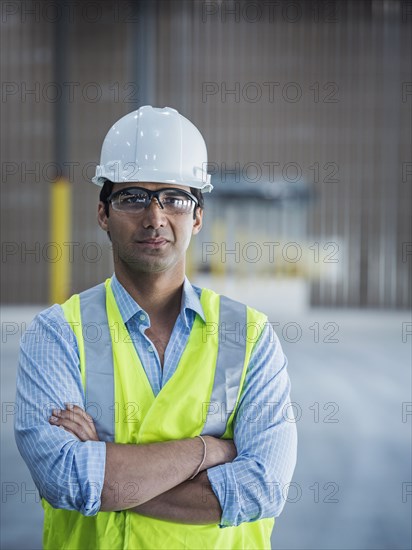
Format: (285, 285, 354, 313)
(141, 197, 167, 229)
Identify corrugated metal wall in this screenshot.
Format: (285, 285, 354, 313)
(1, 0, 411, 307)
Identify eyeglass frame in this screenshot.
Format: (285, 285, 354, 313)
(107, 186, 199, 213)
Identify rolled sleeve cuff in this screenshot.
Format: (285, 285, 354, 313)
(207, 463, 240, 528)
(76, 441, 107, 516)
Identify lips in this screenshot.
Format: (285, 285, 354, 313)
(135, 238, 169, 248)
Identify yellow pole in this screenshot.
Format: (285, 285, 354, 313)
(49, 178, 71, 304)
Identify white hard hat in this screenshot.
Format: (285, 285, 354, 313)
(92, 105, 213, 192)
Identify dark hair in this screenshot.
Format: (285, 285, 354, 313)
(99, 180, 114, 216)
(99, 180, 204, 218)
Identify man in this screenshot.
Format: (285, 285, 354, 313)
(15, 106, 297, 549)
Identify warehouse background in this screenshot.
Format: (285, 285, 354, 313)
(1, 0, 411, 307)
(1, 2, 411, 550)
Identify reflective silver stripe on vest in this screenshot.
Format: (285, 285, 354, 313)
(201, 295, 247, 437)
(80, 287, 247, 441)
(80, 284, 115, 442)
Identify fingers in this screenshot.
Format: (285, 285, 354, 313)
(49, 404, 98, 441)
(49, 404, 100, 442)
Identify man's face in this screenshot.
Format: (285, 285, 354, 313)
(97, 182, 203, 275)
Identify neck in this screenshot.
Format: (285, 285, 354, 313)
(114, 265, 185, 323)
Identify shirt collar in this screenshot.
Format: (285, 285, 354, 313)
(181, 276, 206, 326)
(110, 273, 205, 327)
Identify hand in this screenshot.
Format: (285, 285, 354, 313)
(49, 404, 100, 441)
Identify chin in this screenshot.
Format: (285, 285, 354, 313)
(127, 258, 175, 274)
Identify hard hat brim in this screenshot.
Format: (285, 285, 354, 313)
(92, 173, 213, 193)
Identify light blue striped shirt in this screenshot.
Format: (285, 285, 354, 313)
(15, 275, 297, 527)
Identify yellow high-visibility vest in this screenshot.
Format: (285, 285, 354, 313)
(42, 279, 274, 549)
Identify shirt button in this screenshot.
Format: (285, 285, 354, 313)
(139, 314, 146, 321)
(147, 346, 154, 352)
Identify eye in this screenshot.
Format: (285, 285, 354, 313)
(161, 192, 192, 209)
(119, 192, 146, 205)
(164, 197, 186, 206)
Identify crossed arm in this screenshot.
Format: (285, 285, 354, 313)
(49, 405, 236, 524)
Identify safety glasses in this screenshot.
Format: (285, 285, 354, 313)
(108, 187, 198, 215)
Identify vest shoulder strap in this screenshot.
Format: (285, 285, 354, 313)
(79, 283, 115, 442)
(201, 293, 247, 436)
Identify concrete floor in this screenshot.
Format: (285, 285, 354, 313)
(1, 301, 411, 550)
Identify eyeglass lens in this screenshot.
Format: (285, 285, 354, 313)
(111, 188, 195, 214)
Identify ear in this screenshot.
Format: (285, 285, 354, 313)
(192, 208, 203, 235)
(97, 202, 109, 232)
